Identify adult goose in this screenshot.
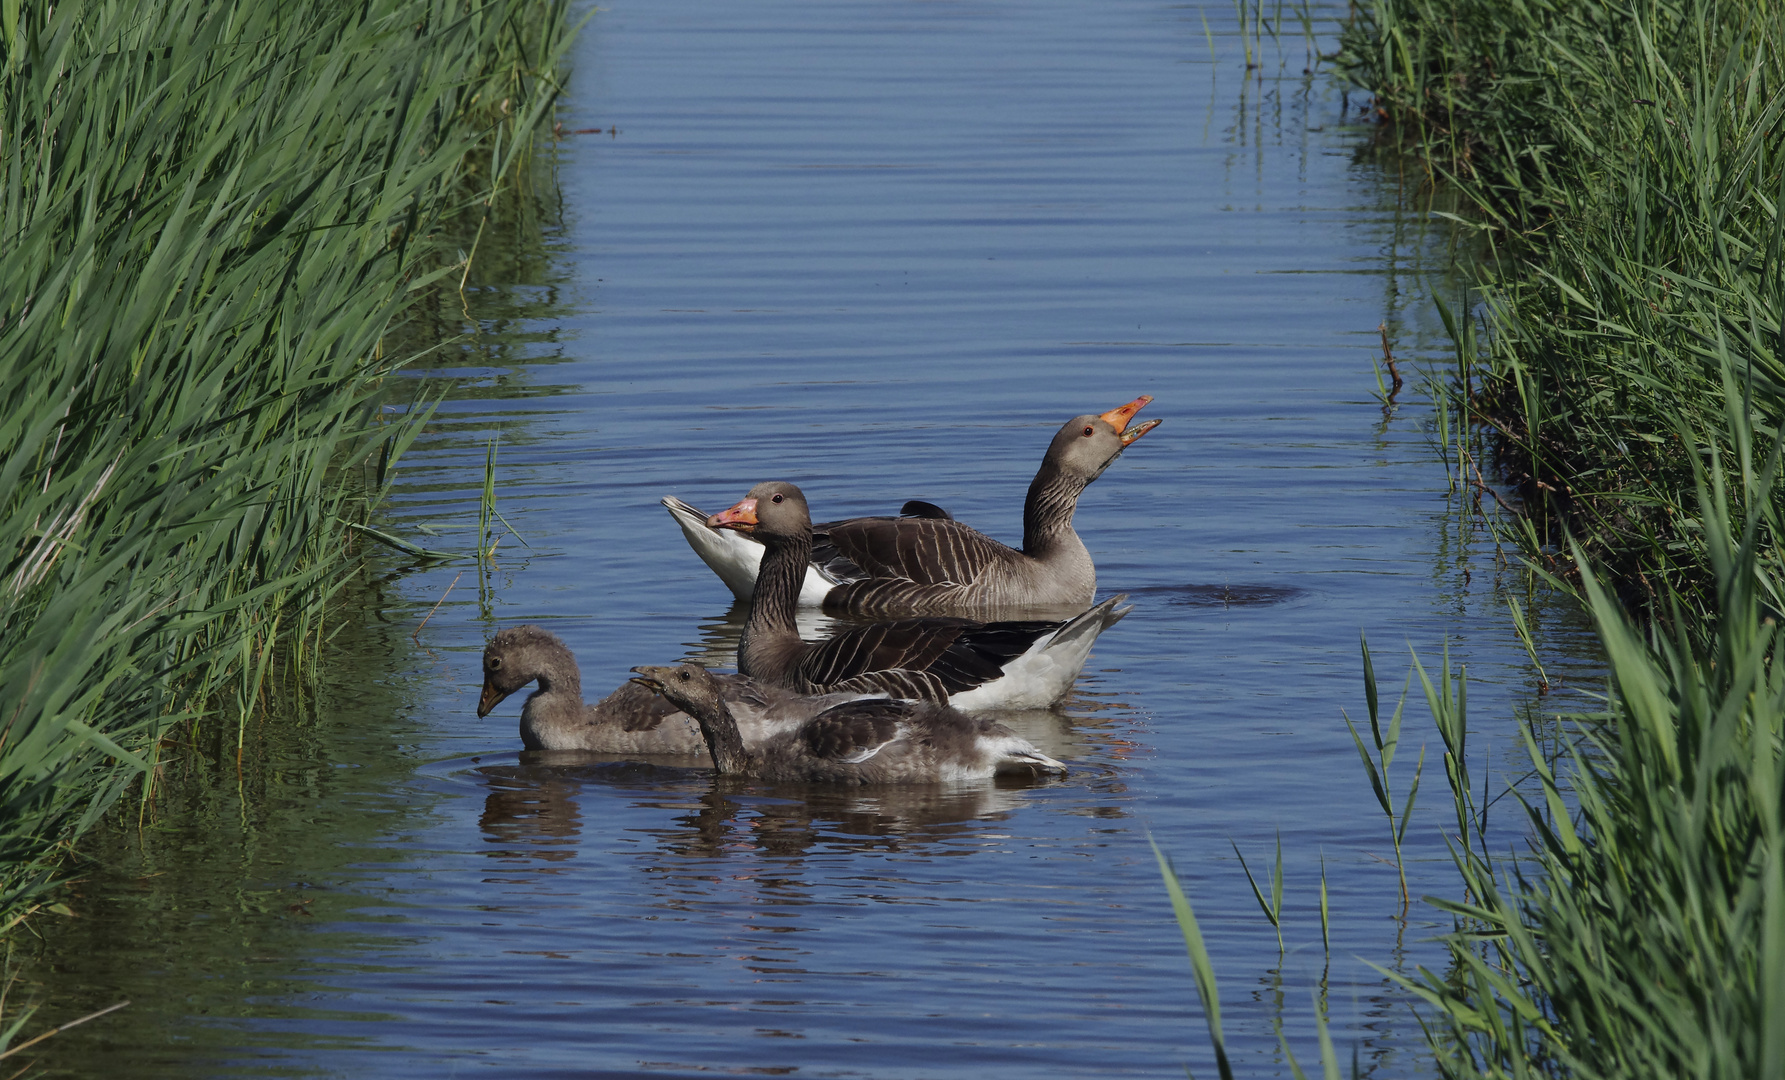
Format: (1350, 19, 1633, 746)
(630, 662, 1067, 783)
(708, 480, 1131, 709)
(661, 395, 1161, 616)
(478, 624, 870, 754)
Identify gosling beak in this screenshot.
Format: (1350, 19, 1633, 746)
(477, 678, 507, 718)
(629, 665, 670, 693)
(706, 497, 759, 532)
(1097, 395, 1161, 447)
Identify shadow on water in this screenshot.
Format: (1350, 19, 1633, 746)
(1124, 582, 1312, 608)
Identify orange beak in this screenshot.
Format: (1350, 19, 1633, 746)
(477, 679, 507, 718)
(706, 497, 759, 532)
(1098, 395, 1162, 446)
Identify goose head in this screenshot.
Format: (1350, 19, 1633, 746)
(1043, 395, 1161, 484)
(629, 661, 724, 718)
(705, 480, 811, 545)
(477, 624, 568, 717)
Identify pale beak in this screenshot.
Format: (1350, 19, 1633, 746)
(1098, 395, 1161, 446)
(629, 665, 670, 693)
(706, 497, 759, 532)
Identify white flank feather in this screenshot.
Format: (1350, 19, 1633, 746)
(947, 594, 1132, 711)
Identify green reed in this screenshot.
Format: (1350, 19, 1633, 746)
(1398, 442, 1785, 1078)
(1325, 3, 1785, 1059)
(1344, 635, 1424, 911)
(1161, 431, 1785, 1074)
(0, 0, 575, 930)
(1231, 833, 1286, 953)
(1336, 0, 1785, 612)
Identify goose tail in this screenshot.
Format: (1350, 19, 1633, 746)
(662, 494, 840, 605)
(1050, 593, 1132, 648)
(662, 495, 762, 601)
(998, 746, 1069, 776)
(948, 594, 1132, 711)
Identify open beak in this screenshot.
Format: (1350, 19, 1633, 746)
(1098, 395, 1161, 447)
(706, 497, 759, 532)
(477, 679, 508, 718)
(629, 665, 669, 693)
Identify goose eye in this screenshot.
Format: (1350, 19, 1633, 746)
(1082, 426, 1094, 437)
(678, 670, 691, 681)
(771, 493, 784, 503)
(489, 657, 502, 670)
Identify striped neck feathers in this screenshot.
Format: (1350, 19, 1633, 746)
(1022, 462, 1090, 556)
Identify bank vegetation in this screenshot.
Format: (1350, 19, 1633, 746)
(0, 0, 573, 929)
(1163, 3, 1785, 1078)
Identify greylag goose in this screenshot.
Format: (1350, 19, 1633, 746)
(478, 624, 870, 753)
(629, 662, 1068, 783)
(708, 481, 1131, 709)
(661, 396, 1161, 616)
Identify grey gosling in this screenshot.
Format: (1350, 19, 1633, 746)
(629, 661, 1068, 783)
(478, 624, 866, 753)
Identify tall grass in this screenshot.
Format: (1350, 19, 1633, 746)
(1152, 4, 1785, 1072)
(0, 0, 574, 927)
(1336, 0, 1785, 611)
(1397, 437, 1785, 1077)
(1160, 453, 1785, 1075)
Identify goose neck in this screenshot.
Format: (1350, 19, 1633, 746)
(689, 695, 755, 775)
(746, 532, 809, 634)
(1022, 465, 1088, 556)
(521, 653, 585, 731)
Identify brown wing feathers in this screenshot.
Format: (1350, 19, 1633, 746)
(823, 517, 1015, 587)
(792, 616, 1056, 701)
(602, 670, 764, 732)
(794, 619, 961, 691)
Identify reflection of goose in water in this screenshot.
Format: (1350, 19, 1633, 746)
(665, 781, 1047, 861)
(471, 759, 1056, 863)
(683, 600, 840, 671)
(479, 773, 582, 864)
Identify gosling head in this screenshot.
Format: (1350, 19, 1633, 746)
(478, 624, 566, 717)
(628, 661, 725, 717)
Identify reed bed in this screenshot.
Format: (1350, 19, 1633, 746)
(0, 0, 573, 929)
(1390, 441, 1785, 1077)
(1154, 6, 1785, 1070)
(1162, 441, 1785, 1076)
(1336, 0, 1785, 613)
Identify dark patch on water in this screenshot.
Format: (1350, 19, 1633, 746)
(1124, 583, 1310, 608)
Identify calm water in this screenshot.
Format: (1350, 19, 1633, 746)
(20, 2, 1604, 1077)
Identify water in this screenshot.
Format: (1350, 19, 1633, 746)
(17, 2, 1606, 1077)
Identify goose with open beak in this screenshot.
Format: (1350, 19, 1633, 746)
(661, 396, 1161, 616)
